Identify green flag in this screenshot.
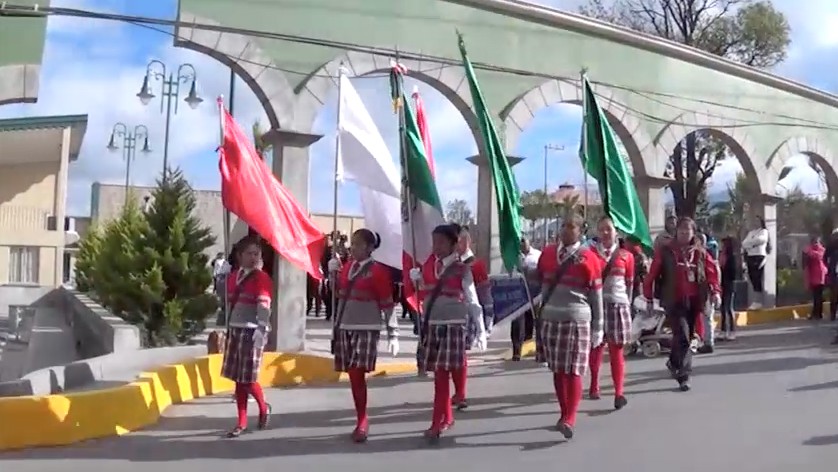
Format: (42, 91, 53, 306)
(580, 75, 653, 251)
(458, 34, 524, 272)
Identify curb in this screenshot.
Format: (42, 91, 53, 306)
(503, 303, 815, 360)
(0, 352, 416, 451)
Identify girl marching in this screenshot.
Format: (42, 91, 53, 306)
(329, 229, 400, 443)
(409, 223, 483, 441)
(643, 217, 720, 392)
(588, 217, 634, 410)
(221, 236, 273, 438)
(535, 215, 604, 439)
(454, 225, 490, 410)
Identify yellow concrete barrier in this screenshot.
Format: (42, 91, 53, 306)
(510, 303, 818, 360)
(0, 352, 415, 451)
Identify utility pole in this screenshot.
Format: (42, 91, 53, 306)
(543, 143, 565, 243)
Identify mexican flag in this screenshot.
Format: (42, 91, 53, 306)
(580, 74, 653, 251)
(390, 64, 445, 311)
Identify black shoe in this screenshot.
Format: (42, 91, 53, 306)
(697, 345, 714, 354)
(225, 426, 246, 438)
(451, 397, 469, 411)
(556, 421, 574, 439)
(677, 377, 691, 392)
(258, 403, 272, 430)
(614, 395, 628, 410)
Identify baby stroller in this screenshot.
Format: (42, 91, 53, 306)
(626, 296, 699, 358)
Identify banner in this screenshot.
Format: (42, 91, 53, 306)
(490, 274, 542, 325)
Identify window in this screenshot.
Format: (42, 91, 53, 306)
(8, 246, 40, 284)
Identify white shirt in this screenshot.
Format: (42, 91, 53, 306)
(742, 228, 769, 257)
(557, 242, 582, 263)
(520, 247, 541, 272)
(212, 258, 231, 277)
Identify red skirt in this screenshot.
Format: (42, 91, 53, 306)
(334, 329, 380, 373)
(604, 302, 632, 345)
(538, 320, 590, 376)
(422, 324, 466, 372)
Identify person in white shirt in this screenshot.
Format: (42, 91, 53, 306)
(512, 237, 542, 361)
(741, 216, 770, 309)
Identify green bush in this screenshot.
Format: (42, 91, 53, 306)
(776, 268, 810, 306)
(75, 169, 217, 346)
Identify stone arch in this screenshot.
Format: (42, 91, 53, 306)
(501, 78, 653, 178)
(0, 64, 39, 106)
(174, 12, 297, 130)
(655, 111, 764, 194)
(295, 51, 480, 143)
(766, 136, 838, 195)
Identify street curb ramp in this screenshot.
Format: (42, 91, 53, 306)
(0, 352, 416, 451)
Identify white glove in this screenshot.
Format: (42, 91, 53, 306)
(590, 330, 604, 348)
(253, 329, 265, 348)
(712, 293, 722, 309)
(388, 338, 400, 357)
(327, 257, 341, 272)
(409, 267, 422, 282)
(477, 333, 488, 352)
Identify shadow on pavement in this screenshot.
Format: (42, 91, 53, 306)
(803, 434, 838, 446)
(788, 380, 838, 392)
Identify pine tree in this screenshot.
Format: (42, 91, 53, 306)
(74, 225, 103, 292)
(140, 168, 217, 346)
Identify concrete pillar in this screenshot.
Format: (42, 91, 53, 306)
(467, 154, 524, 274)
(53, 126, 71, 287)
(751, 195, 779, 308)
(635, 176, 671, 240)
(261, 129, 324, 352)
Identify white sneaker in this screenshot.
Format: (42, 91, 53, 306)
(748, 302, 762, 310)
(727, 332, 737, 341)
(717, 331, 727, 341)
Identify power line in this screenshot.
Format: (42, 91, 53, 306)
(4, 2, 838, 132)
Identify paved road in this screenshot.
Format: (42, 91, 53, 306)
(4, 322, 838, 472)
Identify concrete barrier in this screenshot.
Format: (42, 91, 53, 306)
(50, 288, 141, 358)
(0, 351, 416, 451)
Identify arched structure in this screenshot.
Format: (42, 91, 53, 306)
(655, 111, 764, 194)
(174, 13, 298, 130)
(766, 136, 838, 195)
(501, 78, 654, 177)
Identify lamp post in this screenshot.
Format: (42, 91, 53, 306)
(136, 60, 203, 180)
(542, 143, 565, 243)
(107, 123, 152, 206)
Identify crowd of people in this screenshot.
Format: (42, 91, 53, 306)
(212, 210, 763, 443)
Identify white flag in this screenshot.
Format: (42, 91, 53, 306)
(336, 73, 403, 269)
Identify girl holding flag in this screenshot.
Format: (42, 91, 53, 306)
(409, 223, 483, 440)
(328, 228, 400, 443)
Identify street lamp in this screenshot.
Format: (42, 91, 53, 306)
(137, 59, 202, 180)
(107, 122, 152, 205)
(542, 143, 565, 243)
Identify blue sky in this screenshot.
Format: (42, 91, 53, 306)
(1, 0, 834, 217)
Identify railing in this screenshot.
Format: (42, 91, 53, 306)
(0, 205, 50, 231)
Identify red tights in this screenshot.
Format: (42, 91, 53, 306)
(348, 368, 369, 430)
(552, 372, 582, 426)
(234, 382, 268, 429)
(588, 343, 626, 397)
(452, 360, 468, 402)
(431, 368, 454, 429)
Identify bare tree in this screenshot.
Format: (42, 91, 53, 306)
(580, 0, 791, 217)
(445, 199, 476, 226)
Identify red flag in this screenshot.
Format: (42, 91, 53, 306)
(218, 100, 325, 280)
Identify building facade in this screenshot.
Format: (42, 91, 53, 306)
(0, 115, 88, 291)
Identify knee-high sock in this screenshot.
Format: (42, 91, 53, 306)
(563, 374, 583, 427)
(452, 360, 468, 401)
(348, 368, 368, 428)
(608, 343, 626, 397)
(552, 373, 566, 421)
(588, 344, 605, 393)
(235, 382, 249, 429)
(247, 382, 268, 416)
(432, 369, 452, 427)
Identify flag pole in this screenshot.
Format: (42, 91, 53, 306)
(330, 63, 345, 330)
(580, 68, 590, 223)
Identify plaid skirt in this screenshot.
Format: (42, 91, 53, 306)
(605, 302, 633, 345)
(334, 329, 380, 373)
(421, 324, 466, 372)
(538, 320, 591, 376)
(221, 327, 266, 383)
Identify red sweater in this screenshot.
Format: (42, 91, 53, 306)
(643, 241, 721, 301)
